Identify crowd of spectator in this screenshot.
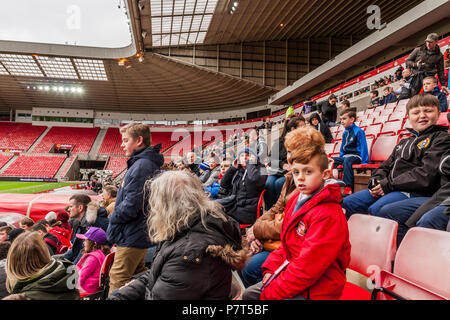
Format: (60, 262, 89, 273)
(0, 32, 448, 301)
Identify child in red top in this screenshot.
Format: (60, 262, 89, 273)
(243, 135, 351, 300)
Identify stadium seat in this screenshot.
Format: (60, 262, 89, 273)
(372, 228, 450, 300)
(1, 155, 66, 178)
(0, 123, 47, 151)
(356, 111, 365, 119)
(384, 102, 397, 110)
(104, 157, 128, 178)
(370, 135, 397, 162)
(364, 123, 382, 139)
(0, 154, 13, 170)
(379, 120, 402, 136)
(367, 111, 381, 120)
(380, 108, 393, 117)
(83, 251, 116, 300)
(98, 128, 123, 155)
(325, 143, 336, 156)
(388, 111, 406, 122)
(373, 115, 389, 125)
(437, 112, 449, 126)
(359, 118, 374, 128)
(34, 126, 100, 154)
(329, 126, 339, 134)
(334, 131, 344, 141)
(340, 214, 398, 300)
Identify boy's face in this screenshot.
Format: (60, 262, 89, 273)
(384, 89, 390, 96)
(340, 114, 354, 128)
(311, 118, 319, 126)
(422, 79, 436, 92)
(239, 152, 250, 167)
(291, 156, 331, 196)
(19, 223, 31, 231)
(408, 105, 439, 132)
(220, 162, 231, 175)
(0, 231, 7, 242)
(121, 132, 143, 157)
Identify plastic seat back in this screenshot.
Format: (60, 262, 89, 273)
(364, 123, 382, 139)
(347, 214, 397, 276)
(360, 118, 374, 128)
(437, 112, 449, 126)
(380, 120, 402, 136)
(384, 102, 397, 110)
(373, 115, 389, 125)
(389, 111, 405, 122)
(325, 143, 336, 156)
(393, 227, 450, 299)
(371, 135, 397, 162)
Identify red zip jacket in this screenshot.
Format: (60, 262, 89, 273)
(260, 184, 351, 300)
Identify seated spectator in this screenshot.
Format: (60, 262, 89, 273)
(393, 68, 413, 100)
(341, 100, 356, 113)
(19, 217, 34, 231)
(0, 241, 11, 299)
(100, 185, 117, 218)
(108, 170, 250, 300)
(343, 94, 450, 220)
(205, 160, 231, 199)
(379, 87, 397, 105)
(6, 228, 25, 243)
(76, 227, 110, 296)
(241, 127, 326, 288)
(423, 76, 448, 112)
(45, 211, 57, 226)
(333, 110, 369, 195)
(369, 90, 381, 109)
(4, 231, 79, 300)
(30, 222, 62, 256)
(0, 226, 12, 242)
(60, 194, 109, 264)
(199, 161, 211, 183)
(56, 209, 72, 232)
(218, 147, 267, 225)
(242, 132, 351, 300)
(185, 152, 200, 177)
(249, 129, 268, 164)
(202, 156, 221, 189)
(309, 113, 333, 143)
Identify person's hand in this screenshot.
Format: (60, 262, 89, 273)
(249, 239, 263, 254)
(416, 59, 424, 68)
(246, 227, 255, 243)
(262, 273, 273, 285)
(442, 87, 449, 95)
(249, 154, 256, 164)
(369, 184, 385, 198)
(232, 158, 238, 169)
(282, 163, 290, 171)
(399, 80, 405, 87)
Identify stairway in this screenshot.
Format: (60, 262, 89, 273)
(0, 155, 18, 174)
(27, 126, 51, 153)
(55, 155, 76, 179)
(88, 128, 108, 159)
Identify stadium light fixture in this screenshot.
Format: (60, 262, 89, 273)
(229, 0, 238, 14)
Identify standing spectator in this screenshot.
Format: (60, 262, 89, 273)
(0, 241, 11, 299)
(100, 185, 117, 218)
(19, 217, 34, 231)
(185, 152, 200, 177)
(318, 94, 338, 127)
(248, 129, 268, 164)
(107, 122, 164, 295)
(406, 33, 448, 95)
(393, 68, 413, 100)
(341, 100, 356, 113)
(4, 232, 79, 300)
(422, 76, 448, 111)
(76, 227, 110, 296)
(108, 170, 249, 300)
(309, 113, 333, 143)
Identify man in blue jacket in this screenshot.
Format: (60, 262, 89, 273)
(107, 122, 164, 294)
(333, 110, 369, 195)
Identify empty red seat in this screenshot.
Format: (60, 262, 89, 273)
(364, 123, 382, 139)
(384, 102, 397, 110)
(104, 157, 128, 178)
(359, 118, 374, 128)
(34, 126, 100, 154)
(437, 112, 449, 126)
(373, 115, 390, 125)
(0, 123, 46, 151)
(371, 135, 398, 162)
(1, 155, 66, 177)
(324, 143, 336, 156)
(98, 128, 123, 155)
(389, 111, 406, 122)
(380, 120, 402, 136)
(372, 228, 450, 300)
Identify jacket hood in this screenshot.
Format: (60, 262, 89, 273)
(290, 184, 342, 216)
(85, 201, 108, 225)
(11, 258, 79, 300)
(128, 144, 164, 168)
(407, 124, 449, 136)
(180, 214, 250, 270)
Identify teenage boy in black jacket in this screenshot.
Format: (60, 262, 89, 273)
(343, 94, 450, 226)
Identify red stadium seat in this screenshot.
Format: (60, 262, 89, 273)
(370, 135, 397, 162)
(384, 102, 397, 110)
(329, 126, 339, 134)
(34, 126, 100, 154)
(359, 118, 374, 128)
(82, 251, 116, 300)
(325, 143, 336, 156)
(340, 214, 398, 300)
(0, 123, 46, 151)
(367, 111, 381, 120)
(373, 115, 389, 125)
(388, 111, 406, 122)
(372, 228, 450, 300)
(334, 130, 344, 141)
(437, 112, 449, 126)
(104, 157, 128, 178)
(379, 120, 402, 136)
(379, 108, 393, 117)
(364, 123, 382, 139)
(1, 155, 66, 178)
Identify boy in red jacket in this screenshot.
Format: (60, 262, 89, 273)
(243, 138, 351, 300)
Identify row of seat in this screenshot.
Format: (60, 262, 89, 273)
(340, 214, 449, 300)
(0, 122, 46, 151)
(104, 156, 128, 178)
(1, 155, 66, 178)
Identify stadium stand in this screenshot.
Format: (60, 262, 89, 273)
(0, 154, 13, 170)
(32, 126, 100, 154)
(104, 156, 128, 178)
(1, 154, 66, 178)
(98, 128, 123, 155)
(0, 122, 46, 151)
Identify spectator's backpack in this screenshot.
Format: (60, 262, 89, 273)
(48, 226, 72, 252)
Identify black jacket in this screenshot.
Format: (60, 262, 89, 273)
(268, 138, 288, 176)
(0, 260, 7, 299)
(219, 162, 267, 225)
(107, 214, 248, 300)
(318, 100, 337, 124)
(372, 125, 450, 197)
(406, 149, 450, 227)
(107, 145, 164, 249)
(406, 43, 446, 87)
(310, 113, 333, 143)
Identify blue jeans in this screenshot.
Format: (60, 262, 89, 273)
(342, 189, 413, 220)
(377, 197, 429, 245)
(333, 156, 361, 188)
(240, 250, 270, 288)
(264, 175, 285, 210)
(417, 206, 449, 231)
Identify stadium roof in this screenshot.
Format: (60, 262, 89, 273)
(0, 0, 427, 115)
